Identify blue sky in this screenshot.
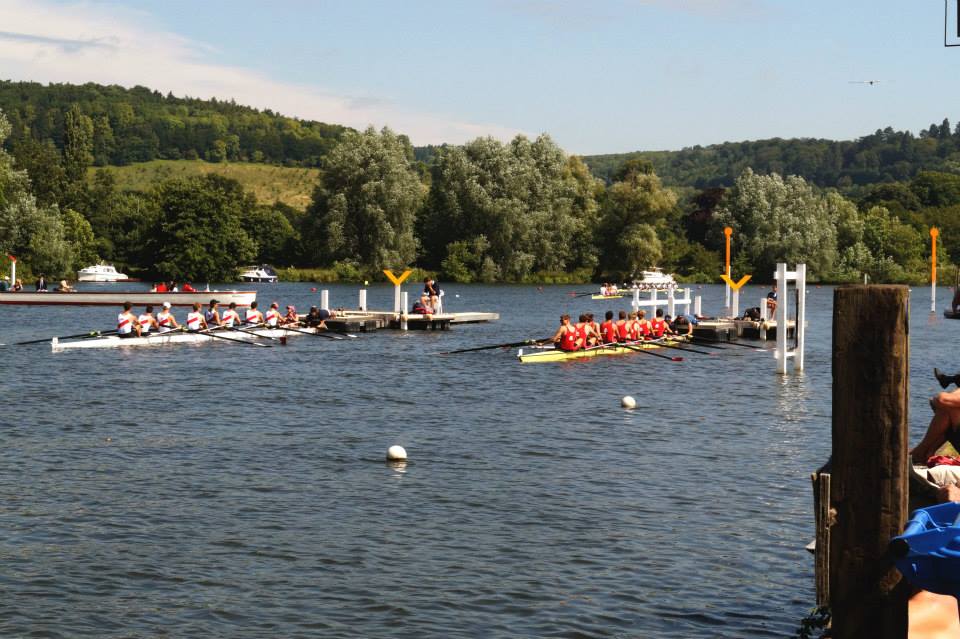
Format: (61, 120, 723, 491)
(0, 1, 956, 154)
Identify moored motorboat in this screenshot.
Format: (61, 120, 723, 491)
(239, 265, 279, 283)
(0, 290, 256, 306)
(51, 326, 324, 351)
(77, 264, 129, 282)
(630, 268, 677, 290)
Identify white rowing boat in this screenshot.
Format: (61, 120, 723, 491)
(51, 326, 324, 351)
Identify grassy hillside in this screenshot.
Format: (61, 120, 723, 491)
(90, 160, 319, 210)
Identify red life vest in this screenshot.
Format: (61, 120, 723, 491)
(559, 326, 578, 351)
(601, 320, 617, 344)
(651, 318, 666, 337)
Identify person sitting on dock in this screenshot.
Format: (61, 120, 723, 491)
(221, 302, 241, 328)
(138, 305, 159, 335)
(157, 302, 179, 333)
(245, 301, 265, 326)
(117, 302, 141, 338)
(551, 314, 581, 352)
(672, 313, 697, 337)
(910, 387, 960, 464)
(185, 303, 207, 332)
(57, 279, 75, 292)
(412, 294, 433, 315)
(205, 300, 222, 327)
(13, 279, 22, 291)
(766, 284, 778, 318)
(154, 282, 168, 293)
(35, 274, 47, 292)
(181, 282, 196, 293)
(424, 278, 441, 310)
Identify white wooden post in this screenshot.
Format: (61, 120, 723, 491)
(358, 289, 367, 311)
(632, 287, 640, 310)
(650, 289, 658, 314)
(393, 284, 402, 315)
(401, 291, 408, 330)
(694, 295, 701, 317)
(320, 289, 329, 311)
(932, 271, 937, 314)
(10, 258, 15, 285)
(731, 288, 740, 319)
(667, 287, 675, 317)
(796, 263, 806, 371)
(761, 296, 768, 321)
(776, 263, 788, 374)
(683, 288, 691, 316)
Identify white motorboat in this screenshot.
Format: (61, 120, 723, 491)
(239, 265, 278, 283)
(77, 264, 129, 282)
(51, 326, 328, 351)
(631, 268, 678, 290)
(0, 290, 256, 307)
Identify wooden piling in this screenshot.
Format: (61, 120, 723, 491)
(830, 285, 910, 638)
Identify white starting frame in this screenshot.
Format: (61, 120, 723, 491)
(630, 287, 693, 318)
(774, 262, 806, 374)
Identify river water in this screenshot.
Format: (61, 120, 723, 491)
(0, 282, 950, 638)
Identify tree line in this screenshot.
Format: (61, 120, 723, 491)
(0, 91, 956, 284)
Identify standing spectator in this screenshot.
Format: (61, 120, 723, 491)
(424, 278, 441, 310)
(766, 284, 778, 318)
(35, 274, 47, 291)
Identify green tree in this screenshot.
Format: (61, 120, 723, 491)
(63, 104, 94, 184)
(241, 204, 300, 265)
(149, 174, 256, 281)
(305, 126, 424, 270)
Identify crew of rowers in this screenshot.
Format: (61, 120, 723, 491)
(598, 282, 621, 296)
(551, 308, 687, 352)
(116, 299, 331, 338)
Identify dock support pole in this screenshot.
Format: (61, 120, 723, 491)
(393, 284, 402, 314)
(830, 285, 909, 639)
(796, 264, 806, 371)
(401, 292, 408, 331)
(667, 287, 675, 317)
(9, 256, 15, 285)
(632, 287, 640, 311)
(731, 288, 739, 320)
(683, 288, 691, 316)
(358, 289, 367, 312)
(761, 296, 768, 321)
(320, 290, 329, 311)
(776, 263, 788, 374)
(694, 295, 701, 317)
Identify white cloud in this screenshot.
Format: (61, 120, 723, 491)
(0, 0, 524, 146)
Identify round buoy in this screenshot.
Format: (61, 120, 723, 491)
(387, 445, 407, 461)
(621, 396, 637, 409)
(310, 287, 317, 292)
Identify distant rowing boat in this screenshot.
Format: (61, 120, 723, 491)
(591, 294, 625, 300)
(51, 326, 323, 351)
(517, 338, 685, 363)
(0, 290, 256, 307)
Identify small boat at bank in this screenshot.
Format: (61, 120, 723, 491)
(77, 264, 129, 282)
(630, 268, 678, 290)
(517, 338, 684, 363)
(51, 326, 323, 351)
(239, 265, 279, 283)
(0, 290, 256, 307)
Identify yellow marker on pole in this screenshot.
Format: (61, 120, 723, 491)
(383, 269, 412, 286)
(720, 274, 752, 290)
(931, 227, 939, 313)
(723, 227, 733, 308)
(384, 269, 413, 314)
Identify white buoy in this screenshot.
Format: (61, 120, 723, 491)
(387, 445, 407, 461)
(621, 396, 637, 409)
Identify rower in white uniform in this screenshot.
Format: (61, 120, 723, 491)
(138, 305, 159, 336)
(264, 302, 281, 328)
(245, 300, 265, 325)
(156, 302, 180, 333)
(204, 299, 222, 328)
(221, 301, 241, 328)
(117, 301, 141, 338)
(186, 302, 208, 332)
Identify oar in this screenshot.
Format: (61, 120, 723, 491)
(690, 336, 768, 351)
(198, 327, 272, 347)
(567, 291, 594, 298)
(280, 324, 344, 340)
(441, 336, 553, 355)
(616, 341, 683, 362)
(227, 324, 282, 342)
(13, 329, 117, 345)
(653, 338, 716, 356)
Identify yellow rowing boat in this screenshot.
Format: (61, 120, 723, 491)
(517, 338, 686, 363)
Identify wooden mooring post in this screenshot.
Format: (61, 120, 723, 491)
(828, 285, 910, 638)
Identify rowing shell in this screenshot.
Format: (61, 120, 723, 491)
(517, 338, 683, 363)
(51, 326, 323, 351)
(591, 294, 625, 300)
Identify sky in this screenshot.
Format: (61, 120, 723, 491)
(0, 0, 956, 154)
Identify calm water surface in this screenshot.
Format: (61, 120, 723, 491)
(0, 283, 949, 637)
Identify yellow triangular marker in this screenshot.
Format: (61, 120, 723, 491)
(720, 274, 752, 290)
(383, 269, 412, 286)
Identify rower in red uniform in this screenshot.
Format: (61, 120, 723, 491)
(616, 310, 629, 342)
(117, 301, 140, 338)
(551, 314, 581, 352)
(600, 310, 618, 344)
(636, 310, 652, 340)
(649, 309, 673, 338)
(626, 311, 639, 342)
(575, 314, 591, 349)
(586, 313, 602, 347)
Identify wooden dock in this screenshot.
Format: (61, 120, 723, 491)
(324, 310, 499, 332)
(734, 319, 796, 340)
